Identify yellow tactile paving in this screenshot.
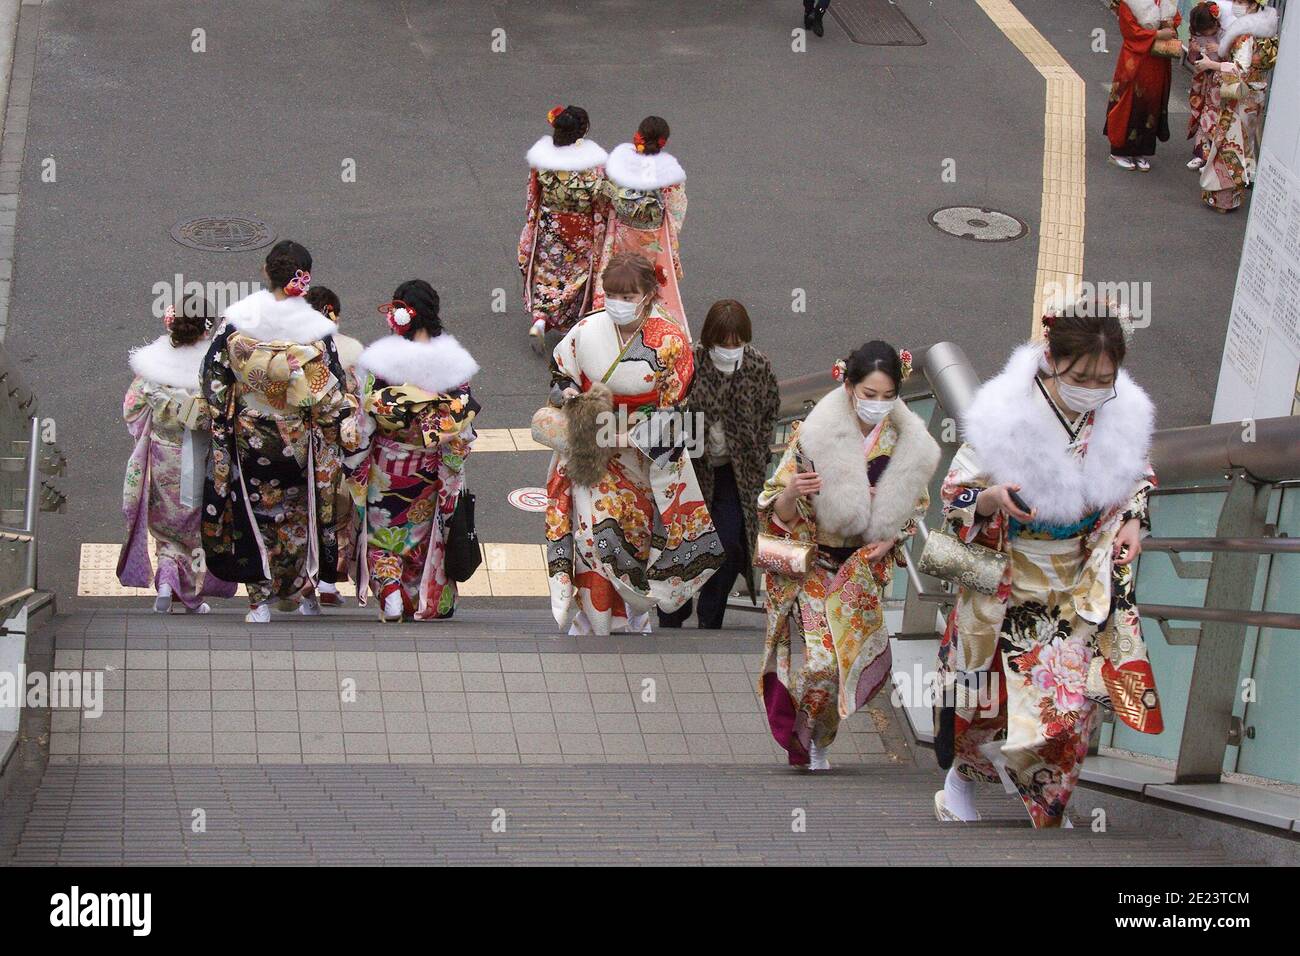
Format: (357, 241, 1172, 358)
(76, 542, 545, 598)
(977, 0, 1087, 334)
(473, 428, 550, 453)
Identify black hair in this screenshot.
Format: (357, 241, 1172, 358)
(392, 279, 443, 339)
(844, 340, 902, 390)
(264, 239, 312, 291)
(304, 285, 341, 320)
(552, 106, 590, 147)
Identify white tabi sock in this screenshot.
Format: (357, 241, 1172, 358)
(943, 767, 979, 822)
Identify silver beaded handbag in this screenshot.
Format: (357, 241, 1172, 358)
(915, 527, 1008, 595)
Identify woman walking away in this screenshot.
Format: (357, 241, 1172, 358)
(593, 117, 689, 336)
(544, 252, 723, 636)
(759, 343, 938, 771)
(119, 296, 236, 613)
(347, 281, 480, 622)
(934, 305, 1164, 828)
(658, 300, 780, 630)
(201, 240, 353, 623)
(519, 105, 609, 353)
(1104, 0, 1182, 171)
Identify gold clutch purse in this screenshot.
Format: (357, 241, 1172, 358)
(1152, 36, 1182, 59)
(530, 405, 569, 455)
(915, 528, 1008, 596)
(753, 533, 815, 578)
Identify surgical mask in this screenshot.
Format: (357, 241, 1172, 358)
(856, 397, 896, 425)
(1056, 380, 1114, 413)
(710, 345, 745, 372)
(605, 299, 641, 326)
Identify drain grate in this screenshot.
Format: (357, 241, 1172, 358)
(928, 206, 1028, 242)
(830, 0, 925, 46)
(170, 216, 276, 253)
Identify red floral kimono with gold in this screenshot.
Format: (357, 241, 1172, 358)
(1104, 1, 1180, 157)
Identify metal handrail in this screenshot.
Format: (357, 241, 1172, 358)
(1139, 603, 1300, 632)
(1143, 536, 1300, 555)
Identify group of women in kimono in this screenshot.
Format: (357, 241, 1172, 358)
(120, 239, 481, 624)
(1104, 0, 1279, 212)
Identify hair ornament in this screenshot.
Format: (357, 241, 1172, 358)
(898, 348, 914, 381)
(547, 105, 565, 126)
(1208, 2, 1219, 15)
(163, 304, 176, 330)
(1113, 302, 1137, 346)
(831, 359, 847, 382)
(379, 299, 416, 334)
(633, 131, 667, 155)
(284, 270, 311, 297)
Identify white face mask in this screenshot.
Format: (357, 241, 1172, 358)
(605, 298, 641, 326)
(855, 397, 896, 426)
(1055, 380, 1114, 413)
(710, 345, 745, 372)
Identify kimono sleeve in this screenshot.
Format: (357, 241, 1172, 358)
(548, 321, 585, 404)
(758, 435, 815, 537)
(518, 169, 541, 278)
(656, 327, 694, 408)
(123, 377, 151, 430)
(662, 182, 687, 235)
(940, 442, 1003, 545)
(201, 329, 236, 499)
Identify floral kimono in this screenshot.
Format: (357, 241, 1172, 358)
(119, 335, 237, 608)
(1200, 7, 1279, 211)
(346, 333, 480, 620)
(758, 389, 938, 765)
(1103, 0, 1181, 158)
(518, 136, 610, 334)
(545, 307, 723, 634)
(200, 291, 352, 605)
(936, 343, 1164, 828)
(1187, 32, 1224, 163)
(591, 143, 689, 337)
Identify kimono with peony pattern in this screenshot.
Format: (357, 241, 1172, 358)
(757, 419, 926, 765)
(518, 165, 609, 333)
(591, 181, 689, 337)
(1187, 33, 1223, 164)
(544, 308, 723, 634)
(200, 326, 353, 604)
(344, 376, 478, 620)
(1199, 27, 1279, 210)
(935, 429, 1163, 829)
(119, 377, 237, 608)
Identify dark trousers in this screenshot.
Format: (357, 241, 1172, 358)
(658, 463, 748, 630)
(804, 0, 830, 14)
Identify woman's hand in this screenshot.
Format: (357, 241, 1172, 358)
(862, 539, 894, 563)
(561, 386, 579, 401)
(783, 470, 822, 501)
(1156, 26, 1176, 39)
(1193, 54, 1216, 73)
(975, 484, 1034, 522)
(1113, 517, 1143, 566)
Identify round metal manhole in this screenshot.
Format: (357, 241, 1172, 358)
(928, 206, 1028, 242)
(170, 216, 276, 253)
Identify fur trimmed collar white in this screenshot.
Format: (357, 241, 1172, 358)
(604, 142, 686, 191)
(129, 335, 207, 391)
(1219, 6, 1277, 57)
(1121, 0, 1181, 30)
(222, 289, 338, 345)
(961, 343, 1155, 524)
(355, 333, 479, 394)
(527, 136, 608, 172)
(795, 388, 940, 541)
(333, 332, 364, 371)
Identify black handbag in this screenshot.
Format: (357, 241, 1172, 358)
(444, 488, 482, 583)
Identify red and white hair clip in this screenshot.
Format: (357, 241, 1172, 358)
(284, 270, 311, 297)
(378, 299, 416, 335)
(163, 304, 177, 330)
(831, 359, 847, 382)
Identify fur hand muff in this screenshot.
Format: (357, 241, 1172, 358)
(563, 382, 615, 486)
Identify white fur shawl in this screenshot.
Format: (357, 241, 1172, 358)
(795, 388, 940, 541)
(1219, 6, 1278, 57)
(1121, 0, 1181, 29)
(961, 343, 1154, 524)
(527, 136, 608, 172)
(222, 290, 337, 345)
(355, 333, 479, 394)
(128, 335, 206, 391)
(604, 142, 686, 191)
(333, 332, 364, 371)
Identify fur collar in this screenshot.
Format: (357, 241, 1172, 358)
(222, 290, 338, 344)
(355, 333, 479, 394)
(961, 343, 1155, 524)
(128, 335, 207, 390)
(527, 136, 608, 172)
(1121, 0, 1181, 29)
(1219, 6, 1277, 57)
(604, 142, 686, 191)
(795, 388, 940, 541)
(333, 332, 364, 371)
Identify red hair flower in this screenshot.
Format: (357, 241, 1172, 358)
(633, 131, 647, 154)
(831, 359, 847, 382)
(284, 270, 311, 297)
(547, 105, 565, 126)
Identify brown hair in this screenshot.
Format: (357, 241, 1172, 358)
(552, 106, 590, 147)
(636, 115, 670, 155)
(1189, 1, 1219, 36)
(1045, 303, 1127, 378)
(170, 291, 214, 348)
(699, 300, 752, 349)
(601, 252, 658, 299)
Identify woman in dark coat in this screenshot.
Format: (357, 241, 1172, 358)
(658, 300, 780, 629)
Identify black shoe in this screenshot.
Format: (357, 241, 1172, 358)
(803, 12, 814, 29)
(812, 12, 825, 37)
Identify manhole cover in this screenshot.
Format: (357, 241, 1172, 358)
(928, 206, 1028, 242)
(170, 216, 276, 252)
(831, 0, 925, 46)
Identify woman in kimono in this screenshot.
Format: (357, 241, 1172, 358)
(1103, 0, 1182, 171)
(200, 240, 352, 623)
(592, 117, 689, 336)
(119, 299, 236, 613)
(934, 308, 1163, 828)
(1199, 1, 1279, 212)
(544, 252, 723, 636)
(759, 342, 939, 771)
(657, 300, 780, 630)
(347, 280, 480, 623)
(1186, 2, 1225, 170)
(519, 105, 609, 353)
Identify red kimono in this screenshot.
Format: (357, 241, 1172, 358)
(1103, 1, 1180, 157)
